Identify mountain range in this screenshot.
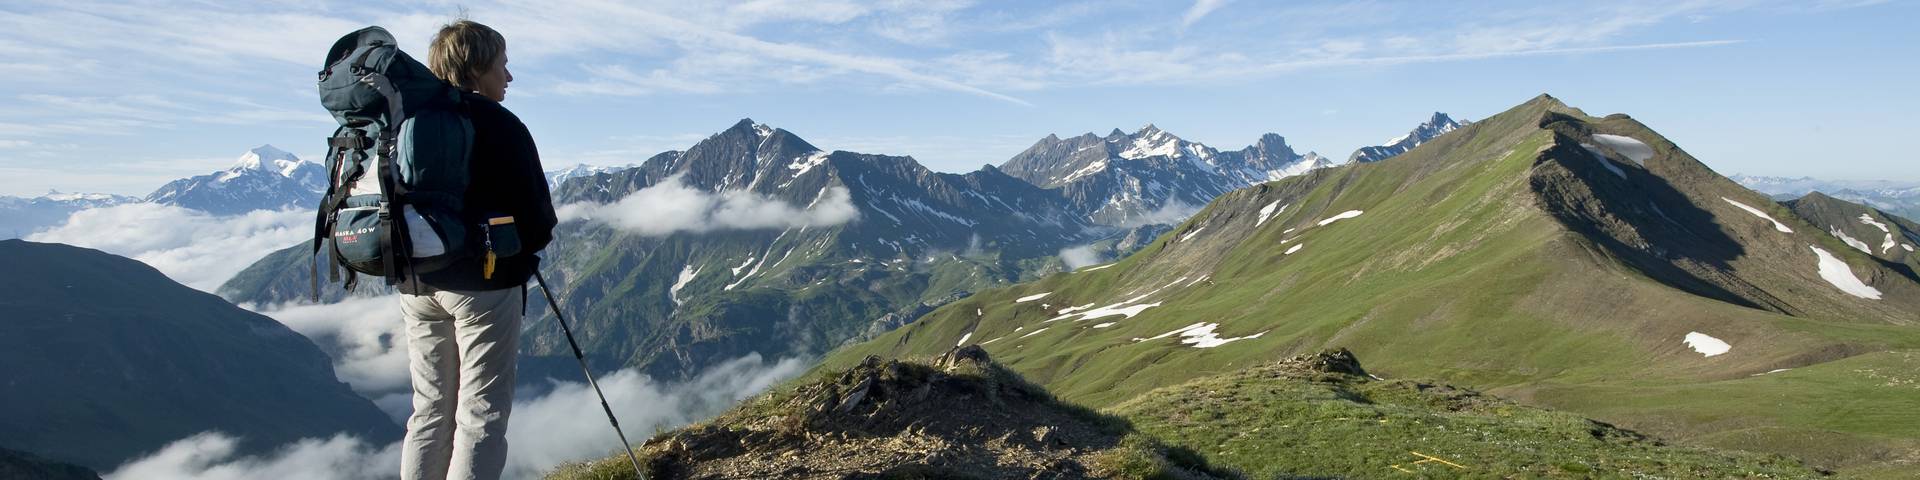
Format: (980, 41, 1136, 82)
(223, 119, 1352, 383)
(822, 94, 1920, 475)
(0, 191, 136, 239)
(1734, 174, 1920, 220)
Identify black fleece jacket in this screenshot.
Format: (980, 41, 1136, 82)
(405, 92, 556, 292)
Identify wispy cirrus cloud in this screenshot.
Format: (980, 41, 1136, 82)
(1181, 0, 1233, 29)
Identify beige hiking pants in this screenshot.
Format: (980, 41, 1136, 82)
(399, 286, 523, 480)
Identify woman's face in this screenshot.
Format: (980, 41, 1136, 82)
(475, 47, 511, 102)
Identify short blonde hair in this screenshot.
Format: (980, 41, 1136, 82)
(427, 20, 506, 91)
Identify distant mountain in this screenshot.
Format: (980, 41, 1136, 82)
(1783, 191, 1920, 271)
(831, 95, 1920, 474)
(1733, 174, 1920, 220)
(0, 240, 399, 470)
(546, 163, 636, 189)
(1348, 112, 1466, 163)
(228, 119, 1099, 380)
(1000, 125, 1332, 226)
(0, 191, 136, 239)
(0, 447, 100, 480)
(206, 120, 1363, 391)
(144, 145, 326, 215)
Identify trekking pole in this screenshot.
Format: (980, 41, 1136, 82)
(532, 269, 646, 479)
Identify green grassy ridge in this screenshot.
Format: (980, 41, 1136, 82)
(1527, 350, 1920, 474)
(815, 95, 1920, 473)
(1111, 359, 1821, 479)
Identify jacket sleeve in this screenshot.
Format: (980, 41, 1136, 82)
(509, 119, 557, 256)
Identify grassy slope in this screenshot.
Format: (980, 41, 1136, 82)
(1110, 359, 1819, 479)
(819, 96, 1920, 474)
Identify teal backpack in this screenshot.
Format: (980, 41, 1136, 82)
(310, 26, 475, 297)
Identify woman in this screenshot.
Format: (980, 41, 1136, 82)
(400, 19, 556, 480)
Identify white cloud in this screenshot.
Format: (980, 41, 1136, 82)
(249, 295, 410, 398)
(1116, 198, 1202, 228)
(1059, 243, 1104, 270)
(502, 354, 808, 478)
(106, 432, 401, 480)
(27, 204, 310, 291)
(105, 354, 809, 480)
(1181, 0, 1233, 29)
(557, 175, 860, 235)
(868, 0, 974, 46)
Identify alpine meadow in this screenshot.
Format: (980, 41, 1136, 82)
(2, 1, 1916, 480)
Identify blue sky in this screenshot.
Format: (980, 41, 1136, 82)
(0, 0, 1914, 197)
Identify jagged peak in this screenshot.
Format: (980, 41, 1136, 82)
(1254, 132, 1290, 149)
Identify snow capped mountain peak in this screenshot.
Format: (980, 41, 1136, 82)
(1350, 112, 1469, 163)
(546, 163, 638, 188)
(1117, 127, 1189, 160)
(144, 144, 326, 214)
(223, 145, 311, 181)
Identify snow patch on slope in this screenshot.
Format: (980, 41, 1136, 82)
(1683, 332, 1731, 357)
(1178, 226, 1206, 242)
(1720, 198, 1793, 233)
(1831, 226, 1873, 254)
(670, 264, 701, 306)
(1015, 292, 1052, 303)
(1579, 144, 1629, 179)
(1316, 210, 1363, 226)
(1810, 245, 1882, 299)
(1256, 201, 1285, 227)
(1591, 134, 1653, 165)
(1140, 322, 1267, 349)
(1859, 214, 1889, 233)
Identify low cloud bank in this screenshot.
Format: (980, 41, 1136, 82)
(556, 175, 858, 235)
(249, 295, 409, 400)
(1059, 243, 1105, 270)
(27, 203, 309, 291)
(106, 354, 809, 480)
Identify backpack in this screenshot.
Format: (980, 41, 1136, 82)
(310, 26, 475, 298)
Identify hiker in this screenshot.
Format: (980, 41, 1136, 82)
(398, 20, 556, 480)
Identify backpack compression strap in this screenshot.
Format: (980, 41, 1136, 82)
(355, 67, 418, 289)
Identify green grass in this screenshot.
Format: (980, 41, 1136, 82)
(1110, 363, 1822, 479)
(1530, 350, 1920, 475)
